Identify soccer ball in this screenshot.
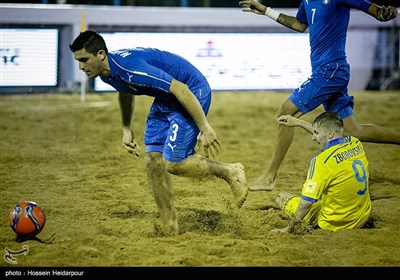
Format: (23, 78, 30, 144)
(9, 201, 46, 238)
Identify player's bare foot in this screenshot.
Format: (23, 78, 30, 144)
(248, 176, 276, 191)
(162, 220, 179, 236)
(227, 163, 248, 208)
(154, 219, 180, 236)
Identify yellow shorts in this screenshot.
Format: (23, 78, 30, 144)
(282, 196, 301, 218)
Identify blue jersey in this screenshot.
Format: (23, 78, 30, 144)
(296, 0, 372, 70)
(100, 47, 211, 101)
(100, 47, 212, 163)
(289, 0, 373, 118)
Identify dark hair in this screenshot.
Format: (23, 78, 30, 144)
(69, 30, 108, 55)
(313, 112, 344, 132)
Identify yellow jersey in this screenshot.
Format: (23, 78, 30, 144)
(301, 136, 371, 231)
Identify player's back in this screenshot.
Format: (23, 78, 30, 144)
(105, 48, 210, 98)
(316, 136, 371, 230)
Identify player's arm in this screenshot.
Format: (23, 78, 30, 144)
(273, 198, 313, 233)
(239, 0, 307, 32)
(366, 3, 397, 22)
(119, 92, 141, 157)
(169, 78, 221, 158)
(286, 198, 313, 232)
(276, 115, 313, 135)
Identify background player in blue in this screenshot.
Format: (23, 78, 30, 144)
(239, 0, 400, 191)
(69, 30, 248, 236)
(272, 112, 372, 233)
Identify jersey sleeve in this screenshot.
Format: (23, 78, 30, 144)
(338, 0, 372, 12)
(301, 156, 331, 201)
(296, 1, 308, 24)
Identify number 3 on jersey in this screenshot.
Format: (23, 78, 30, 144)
(169, 124, 179, 142)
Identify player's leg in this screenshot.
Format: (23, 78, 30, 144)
(250, 66, 344, 192)
(324, 81, 400, 145)
(342, 115, 400, 144)
(144, 104, 180, 236)
(249, 99, 301, 191)
(164, 155, 248, 208)
(162, 113, 248, 208)
(276, 191, 320, 224)
(144, 151, 179, 236)
(276, 192, 300, 217)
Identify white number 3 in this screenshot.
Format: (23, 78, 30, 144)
(169, 124, 179, 142)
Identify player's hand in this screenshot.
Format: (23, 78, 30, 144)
(276, 115, 299, 127)
(378, 6, 398, 21)
(196, 125, 221, 158)
(122, 128, 141, 157)
(239, 0, 267, 15)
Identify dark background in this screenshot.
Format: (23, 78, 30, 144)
(3, 0, 399, 8)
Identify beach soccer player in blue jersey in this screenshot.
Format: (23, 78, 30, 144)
(69, 30, 248, 236)
(239, 0, 400, 191)
(272, 112, 372, 233)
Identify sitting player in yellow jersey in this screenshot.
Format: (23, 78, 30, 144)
(272, 112, 371, 233)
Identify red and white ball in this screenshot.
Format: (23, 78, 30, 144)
(9, 201, 46, 238)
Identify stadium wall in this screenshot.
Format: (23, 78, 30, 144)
(1, 4, 399, 93)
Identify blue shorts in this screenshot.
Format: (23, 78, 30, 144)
(289, 62, 354, 119)
(144, 86, 211, 162)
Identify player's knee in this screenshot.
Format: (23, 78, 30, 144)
(144, 152, 163, 170)
(163, 159, 181, 174)
(276, 102, 295, 118)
